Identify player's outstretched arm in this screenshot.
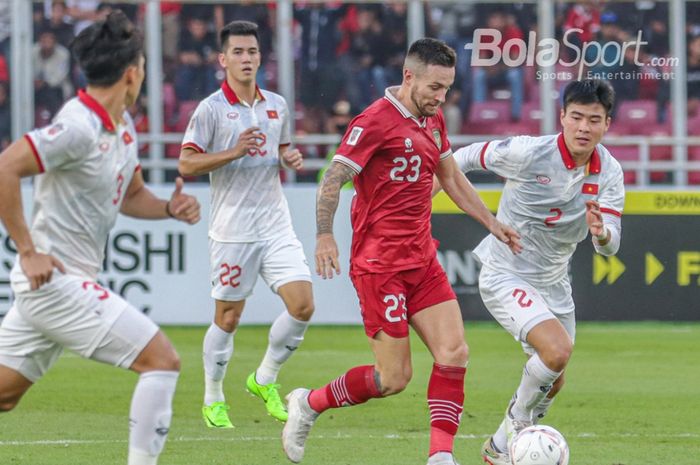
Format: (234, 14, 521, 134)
(178, 127, 263, 177)
(315, 161, 355, 279)
(0, 138, 66, 289)
(120, 173, 201, 224)
(436, 156, 522, 254)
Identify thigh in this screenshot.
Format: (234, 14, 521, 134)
(410, 299, 466, 366)
(0, 304, 62, 383)
(478, 266, 556, 346)
(260, 233, 312, 293)
(209, 239, 263, 301)
(351, 271, 410, 339)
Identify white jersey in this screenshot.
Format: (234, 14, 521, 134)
(10, 90, 140, 293)
(182, 81, 293, 242)
(454, 133, 625, 286)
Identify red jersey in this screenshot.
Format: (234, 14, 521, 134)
(333, 87, 452, 275)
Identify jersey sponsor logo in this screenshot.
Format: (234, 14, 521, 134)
(432, 129, 442, 150)
(536, 175, 551, 185)
(582, 183, 599, 195)
(267, 110, 279, 119)
(226, 112, 239, 120)
(99, 142, 110, 153)
(46, 123, 64, 137)
(404, 137, 413, 152)
(122, 131, 134, 145)
(347, 126, 364, 146)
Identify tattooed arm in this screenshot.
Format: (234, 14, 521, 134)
(315, 161, 356, 279)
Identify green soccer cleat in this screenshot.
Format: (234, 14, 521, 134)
(246, 372, 288, 422)
(202, 401, 234, 428)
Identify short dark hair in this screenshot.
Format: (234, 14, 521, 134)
(406, 38, 456, 68)
(220, 20, 259, 51)
(71, 10, 143, 87)
(562, 79, 615, 117)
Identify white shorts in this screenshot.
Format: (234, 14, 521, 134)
(0, 274, 159, 382)
(209, 232, 312, 301)
(478, 265, 576, 355)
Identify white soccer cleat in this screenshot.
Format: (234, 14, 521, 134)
(427, 451, 461, 465)
(481, 436, 511, 465)
(504, 396, 533, 449)
(282, 388, 318, 463)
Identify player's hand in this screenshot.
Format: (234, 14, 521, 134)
(489, 220, 522, 254)
(585, 200, 604, 237)
(281, 148, 303, 170)
(167, 177, 201, 224)
(315, 233, 341, 279)
(20, 251, 66, 290)
(232, 127, 264, 159)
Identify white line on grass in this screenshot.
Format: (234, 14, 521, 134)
(1, 432, 698, 447)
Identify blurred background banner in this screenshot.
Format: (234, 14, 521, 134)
(2, 188, 698, 323)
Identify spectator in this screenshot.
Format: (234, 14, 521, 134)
(0, 1, 9, 62)
(175, 16, 219, 101)
(687, 35, 700, 118)
(294, 3, 348, 120)
(64, 0, 100, 35)
(0, 82, 10, 150)
(347, 7, 386, 109)
(471, 10, 524, 121)
(39, 1, 74, 48)
(562, 0, 601, 57)
(0, 53, 8, 83)
(32, 29, 72, 117)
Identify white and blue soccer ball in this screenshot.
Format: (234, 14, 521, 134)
(509, 425, 570, 465)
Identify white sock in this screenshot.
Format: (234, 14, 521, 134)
(255, 312, 308, 385)
(203, 323, 234, 405)
(492, 419, 508, 453)
(128, 370, 179, 465)
(511, 354, 561, 421)
(533, 397, 555, 424)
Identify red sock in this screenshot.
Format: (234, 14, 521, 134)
(427, 363, 466, 456)
(308, 365, 381, 413)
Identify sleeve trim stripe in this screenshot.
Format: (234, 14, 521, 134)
(24, 134, 45, 173)
(439, 149, 453, 160)
(332, 154, 362, 173)
(601, 207, 622, 217)
(479, 141, 491, 170)
(181, 142, 205, 153)
(135, 164, 142, 173)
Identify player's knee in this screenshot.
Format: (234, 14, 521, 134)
(435, 341, 470, 367)
(218, 309, 241, 332)
(379, 367, 412, 396)
(541, 342, 572, 372)
(0, 394, 19, 412)
(288, 301, 314, 322)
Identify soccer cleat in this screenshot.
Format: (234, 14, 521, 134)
(481, 436, 510, 465)
(282, 388, 318, 463)
(427, 451, 461, 465)
(504, 396, 532, 448)
(202, 401, 234, 428)
(246, 372, 288, 422)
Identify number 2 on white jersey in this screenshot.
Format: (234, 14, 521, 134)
(390, 155, 421, 182)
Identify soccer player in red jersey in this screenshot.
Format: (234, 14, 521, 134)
(281, 38, 522, 465)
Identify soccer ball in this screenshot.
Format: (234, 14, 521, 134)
(509, 425, 569, 465)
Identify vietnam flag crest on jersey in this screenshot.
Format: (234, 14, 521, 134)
(582, 183, 599, 195)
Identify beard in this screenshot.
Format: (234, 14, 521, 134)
(410, 87, 437, 117)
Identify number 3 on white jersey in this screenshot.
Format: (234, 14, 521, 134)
(390, 155, 421, 182)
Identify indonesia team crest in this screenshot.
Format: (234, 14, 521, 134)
(432, 129, 442, 150)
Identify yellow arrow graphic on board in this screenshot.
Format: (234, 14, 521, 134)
(593, 255, 626, 284)
(645, 253, 665, 285)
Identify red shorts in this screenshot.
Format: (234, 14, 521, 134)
(350, 256, 456, 339)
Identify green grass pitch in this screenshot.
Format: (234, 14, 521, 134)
(0, 323, 698, 465)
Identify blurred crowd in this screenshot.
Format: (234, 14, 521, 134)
(1, 1, 700, 183)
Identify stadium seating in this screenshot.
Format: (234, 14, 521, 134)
(688, 145, 700, 185)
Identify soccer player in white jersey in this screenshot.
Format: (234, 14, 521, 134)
(178, 21, 313, 427)
(0, 11, 200, 465)
(447, 79, 624, 464)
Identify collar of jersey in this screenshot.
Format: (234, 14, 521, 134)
(557, 132, 601, 175)
(78, 89, 116, 132)
(384, 86, 427, 128)
(221, 80, 265, 106)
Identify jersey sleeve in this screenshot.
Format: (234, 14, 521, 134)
(598, 160, 625, 217)
(453, 136, 529, 178)
(24, 119, 95, 173)
(181, 101, 214, 153)
(279, 98, 292, 146)
(436, 110, 452, 160)
(332, 114, 384, 173)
